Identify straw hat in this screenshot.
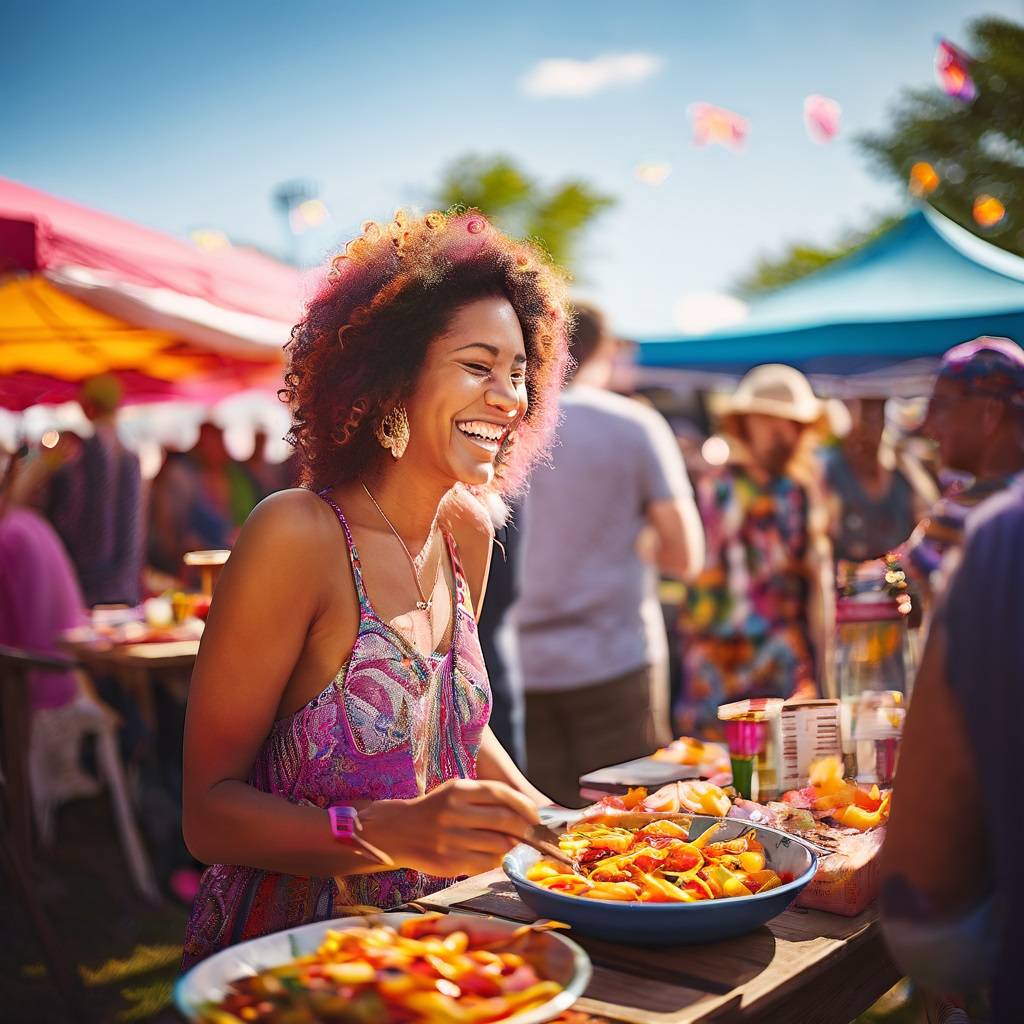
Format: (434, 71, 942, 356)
(709, 364, 824, 424)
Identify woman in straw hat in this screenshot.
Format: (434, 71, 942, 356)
(677, 364, 834, 736)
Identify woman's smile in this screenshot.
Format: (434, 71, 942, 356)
(454, 418, 514, 456)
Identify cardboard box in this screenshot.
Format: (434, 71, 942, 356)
(776, 699, 843, 795)
(795, 827, 884, 916)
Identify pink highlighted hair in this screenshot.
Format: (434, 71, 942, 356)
(281, 210, 572, 516)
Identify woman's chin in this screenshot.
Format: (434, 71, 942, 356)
(449, 453, 495, 487)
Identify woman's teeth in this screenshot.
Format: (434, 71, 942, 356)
(456, 421, 506, 452)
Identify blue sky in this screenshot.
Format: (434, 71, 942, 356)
(3, 0, 1018, 336)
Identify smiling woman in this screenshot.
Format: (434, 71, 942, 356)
(284, 209, 569, 501)
(180, 210, 572, 969)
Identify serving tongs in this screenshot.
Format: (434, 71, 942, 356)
(504, 821, 577, 870)
(707, 816, 837, 858)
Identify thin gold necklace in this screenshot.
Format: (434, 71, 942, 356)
(361, 482, 443, 615)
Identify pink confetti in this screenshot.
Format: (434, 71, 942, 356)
(803, 95, 841, 144)
(688, 103, 749, 151)
(935, 38, 976, 102)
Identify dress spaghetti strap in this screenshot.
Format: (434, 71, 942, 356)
(317, 490, 372, 612)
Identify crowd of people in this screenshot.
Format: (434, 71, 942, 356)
(2, 208, 1023, 1014)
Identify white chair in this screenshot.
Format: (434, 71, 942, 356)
(29, 671, 160, 904)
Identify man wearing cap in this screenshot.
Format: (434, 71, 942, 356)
(881, 346, 1024, 1019)
(905, 336, 1024, 593)
(677, 364, 833, 737)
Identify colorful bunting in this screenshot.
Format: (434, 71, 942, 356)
(935, 38, 977, 102)
(804, 95, 841, 144)
(688, 103, 749, 150)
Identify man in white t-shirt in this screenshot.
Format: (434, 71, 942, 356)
(514, 304, 704, 806)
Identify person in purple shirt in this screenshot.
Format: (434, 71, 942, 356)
(0, 444, 84, 710)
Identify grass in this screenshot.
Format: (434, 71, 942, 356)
(1, 798, 187, 1023)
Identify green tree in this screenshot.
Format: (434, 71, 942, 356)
(739, 16, 1024, 294)
(435, 155, 615, 271)
(860, 16, 1024, 258)
(736, 215, 902, 296)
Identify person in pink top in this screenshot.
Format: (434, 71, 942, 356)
(0, 444, 84, 710)
(182, 210, 570, 966)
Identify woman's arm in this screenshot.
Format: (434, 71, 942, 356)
(183, 489, 542, 880)
(476, 725, 551, 808)
(182, 490, 384, 877)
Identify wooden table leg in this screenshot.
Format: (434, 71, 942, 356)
(120, 666, 157, 736)
(0, 662, 33, 867)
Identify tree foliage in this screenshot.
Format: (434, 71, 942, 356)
(739, 16, 1024, 294)
(435, 155, 615, 271)
(859, 16, 1024, 259)
(735, 215, 902, 296)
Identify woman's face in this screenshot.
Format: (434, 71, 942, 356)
(403, 296, 528, 488)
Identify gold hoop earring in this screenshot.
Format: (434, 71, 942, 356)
(374, 404, 410, 459)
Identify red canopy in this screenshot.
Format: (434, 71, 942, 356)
(0, 177, 304, 323)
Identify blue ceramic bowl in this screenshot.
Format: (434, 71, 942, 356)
(503, 815, 818, 946)
(175, 912, 592, 1024)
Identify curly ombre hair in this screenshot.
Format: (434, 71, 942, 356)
(282, 209, 572, 503)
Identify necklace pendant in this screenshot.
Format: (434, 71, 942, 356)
(416, 599, 432, 612)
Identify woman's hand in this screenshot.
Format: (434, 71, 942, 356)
(362, 778, 540, 878)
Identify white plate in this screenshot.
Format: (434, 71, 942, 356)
(175, 911, 592, 1023)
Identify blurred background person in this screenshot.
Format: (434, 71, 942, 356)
(476, 510, 526, 767)
(0, 442, 126, 843)
(880, 382, 1024, 1019)
(677, 364, 833, 738)
(515, 302, 704, 807)
(40, 375, 144, 607)
(905, 336, 1024, 597)
(244, 428, 294, 502)
(824, 396, 937, 563)
(148, 421, 250, 578)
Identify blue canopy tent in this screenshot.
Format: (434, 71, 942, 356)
(636, 206, 1024, 393)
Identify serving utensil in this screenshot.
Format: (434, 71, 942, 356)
(502, 822, 576, 869)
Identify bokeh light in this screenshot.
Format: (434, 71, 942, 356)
(634, 163, 672, 186)
(701, 435, 730, 466)
(674, 292, 749, 335)
(288, 198, 330, 234)
(973, 194, 1006, 228)
(190, 228, 231, 250)
(908, 161, 940, 197)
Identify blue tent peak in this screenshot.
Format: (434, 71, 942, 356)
(638, 206, 1024, 374)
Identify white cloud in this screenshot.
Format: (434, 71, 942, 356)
(673, 292, 749, 336)
(520, 52, 663, 98)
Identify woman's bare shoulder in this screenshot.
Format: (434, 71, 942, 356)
(229, 488, 341, 571)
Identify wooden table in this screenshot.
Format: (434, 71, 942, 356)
(417, 869, 899, 1024)
(58, 637, 198, 732)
